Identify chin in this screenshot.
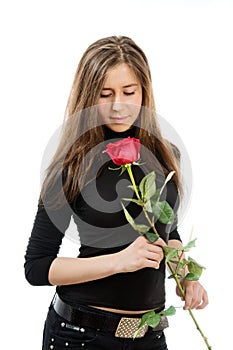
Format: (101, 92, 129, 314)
(106, 123, 132, 133)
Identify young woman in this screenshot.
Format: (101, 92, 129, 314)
(24, 36, 208, 350)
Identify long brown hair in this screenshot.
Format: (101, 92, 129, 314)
(39, 36, 182, 208)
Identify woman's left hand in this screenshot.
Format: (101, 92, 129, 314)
(176, 280, 209, 310)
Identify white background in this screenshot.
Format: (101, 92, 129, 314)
(1, 0, 232, 349)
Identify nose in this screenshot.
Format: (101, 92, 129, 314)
(112, 95, 123, 112)
(112, 102, 122, 112)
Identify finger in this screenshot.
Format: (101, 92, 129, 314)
(153, 237, 167, 247)
(176, 288, 185, 300)
(137, 235, 148, 244)
(197, 290, 209, 309)
(184, 288, 194, 310)
(147, 241, 164, 254)
(146, 242, 163, 252)
(146, 245, 164, 260)
(144, 252, 162, 269)
(144, 259, 160, 269)
(145, 251, 162, 262)
(190, 288, 203, 309)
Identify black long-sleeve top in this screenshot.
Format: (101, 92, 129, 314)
(24, 126, 181, 311)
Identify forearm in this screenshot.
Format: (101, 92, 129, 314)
(48, 253, 121, 286)
(49, 235, 166, 286)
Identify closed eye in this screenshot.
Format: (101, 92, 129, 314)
(100, 91, 136, 98)
(100, 94, 112, 98)
(124, 91, 135, 96)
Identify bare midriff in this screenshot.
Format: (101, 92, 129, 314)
(88, 305, 159, 315)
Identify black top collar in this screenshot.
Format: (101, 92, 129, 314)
(103, 125, 137, 140)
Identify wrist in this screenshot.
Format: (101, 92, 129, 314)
(111, 251, 124, 274)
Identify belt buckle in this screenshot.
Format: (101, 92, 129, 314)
(115, 317, 148, 338)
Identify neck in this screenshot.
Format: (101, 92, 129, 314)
(103, 125, 137, 140)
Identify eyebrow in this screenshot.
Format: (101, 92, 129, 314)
(102, 83, 138, 90)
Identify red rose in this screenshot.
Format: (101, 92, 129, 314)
(103, 137, 140, 166)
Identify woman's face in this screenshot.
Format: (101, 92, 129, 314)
(97, 63, 143, 132)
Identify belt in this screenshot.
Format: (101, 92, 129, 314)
(52, 294, 168, 339)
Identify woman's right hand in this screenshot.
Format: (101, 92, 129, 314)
(117, 235, 166, 273)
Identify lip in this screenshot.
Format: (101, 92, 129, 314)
(110, 116, 128, 123)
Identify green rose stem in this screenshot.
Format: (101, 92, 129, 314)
(125, 164, 212, 350)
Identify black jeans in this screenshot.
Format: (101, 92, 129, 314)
(42, 302, 168, 350)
